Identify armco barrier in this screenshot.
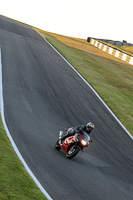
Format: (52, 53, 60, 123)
(87, 37, 133, 46)
(90, 38, 133, 65)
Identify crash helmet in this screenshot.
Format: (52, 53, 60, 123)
(86, 122, 94, 132)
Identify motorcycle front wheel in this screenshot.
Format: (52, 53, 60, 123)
(66, 146, 80, 159)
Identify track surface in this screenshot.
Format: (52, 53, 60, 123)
(0, 16, 133, 200)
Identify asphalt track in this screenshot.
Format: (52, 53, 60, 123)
(0, 15, 133, 200)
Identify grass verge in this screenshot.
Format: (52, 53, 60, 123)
(0, 116, 47, 200)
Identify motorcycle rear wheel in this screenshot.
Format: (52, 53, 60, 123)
(55, 140, 61, 150)
(66, 146, 80, 159)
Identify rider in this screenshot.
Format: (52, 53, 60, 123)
(59, 122, 94, 144)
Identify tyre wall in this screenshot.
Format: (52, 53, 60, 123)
(89, 38, 133, 65)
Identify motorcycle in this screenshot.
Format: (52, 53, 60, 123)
(55, 128, 91, 159)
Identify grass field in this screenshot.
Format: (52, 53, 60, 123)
(0, 21, 133, 200)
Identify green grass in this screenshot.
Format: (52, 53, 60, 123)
(0, 116, 47, 200)
(35, 28, 133, 135)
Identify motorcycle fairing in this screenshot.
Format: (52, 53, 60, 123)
(60, 135, 76, 152)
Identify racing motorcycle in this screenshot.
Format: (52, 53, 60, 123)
(55, 128, 91, 159)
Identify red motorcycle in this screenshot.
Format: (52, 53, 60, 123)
(55, 128, 91, 159)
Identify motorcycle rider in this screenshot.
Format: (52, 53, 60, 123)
(59, 122, 94, 144)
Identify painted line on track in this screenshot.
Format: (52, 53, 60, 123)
(34, 29, 133, 140)
(0, 47, 53, 200)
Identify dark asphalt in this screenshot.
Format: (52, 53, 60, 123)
(0, 15, 133, 200)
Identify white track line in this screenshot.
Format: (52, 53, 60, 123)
(35, 29, 133, 140)
(0, 47, 53, 200)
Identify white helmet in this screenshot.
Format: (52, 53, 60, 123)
(86, 122, 94, 130)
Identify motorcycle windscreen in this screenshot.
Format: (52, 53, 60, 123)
(83, 132, 90, 142)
